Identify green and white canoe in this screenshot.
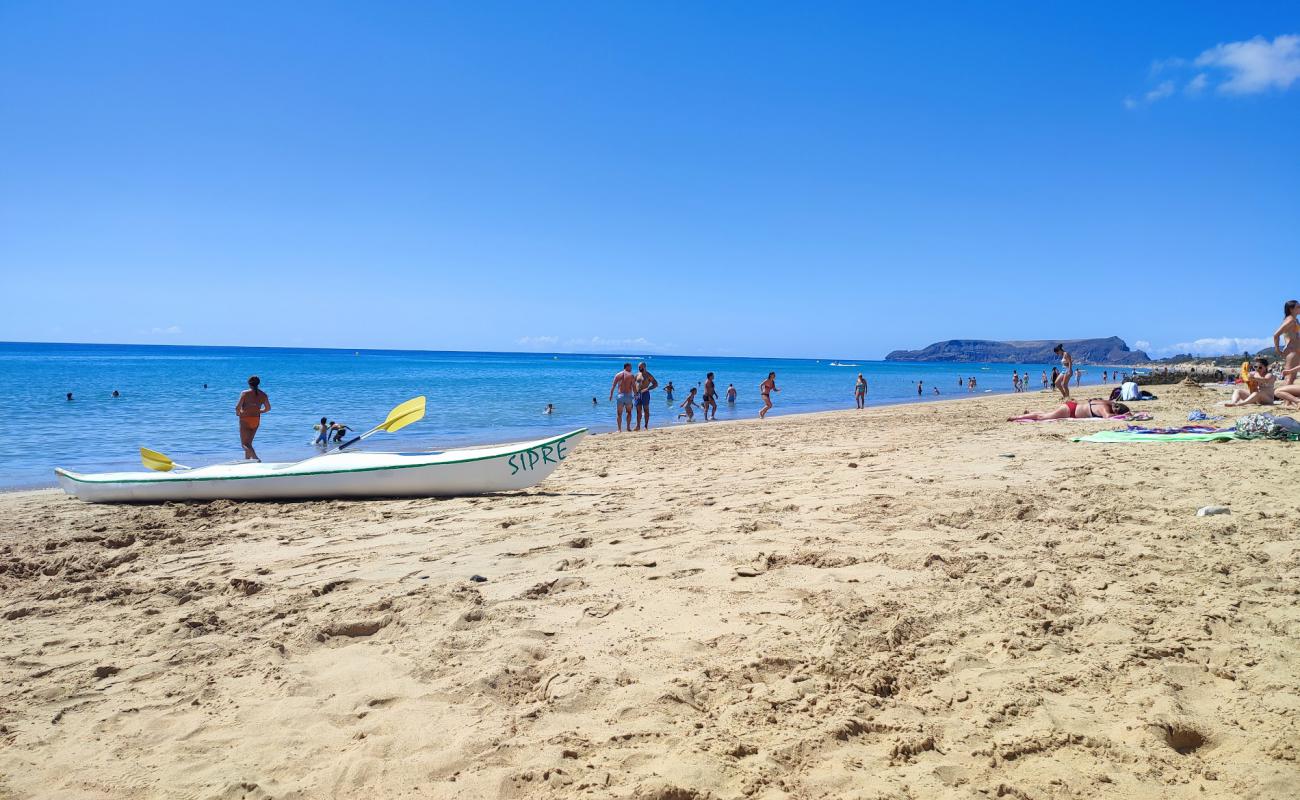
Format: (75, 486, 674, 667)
(55, 429, 586, 503)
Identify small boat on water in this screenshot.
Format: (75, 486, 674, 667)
(56, 429, 587, 503)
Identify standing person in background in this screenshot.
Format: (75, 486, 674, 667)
(633, 361, 658, 431)
(609, 363, 637, 432)
(1274, 300, 1299, 386)
(957, 376, 962, 389)
(701, 372, 719, 420)
(760, 372, 779, 418)
(313, 417, 330, 447)
(1053, 344, 1073, 399)
(1012, 371, 1020, 392)
(1075, 368, 1083, 387)
(1041, 370, 1048, 389)
(968, 377, 976, 392)
(726, 383, 737, 404)
(236, 376, 270, 461)
(664, 381, 675, 402)
(917, 380, 923, 396)
(855, 373, 868, 409)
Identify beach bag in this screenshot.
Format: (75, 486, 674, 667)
(1235, 413, 1300, 441)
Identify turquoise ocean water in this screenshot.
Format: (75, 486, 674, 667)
(0, 342, 1122, 489)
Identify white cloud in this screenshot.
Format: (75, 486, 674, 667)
(1195, 34, 1300, 94)
(1146, 337, 1271, 358)
(1128, 33, 1299, 107)
(147, 325, 182, 335)
(516, 334, 671, 353)
(516, 335, 559, 348)
(1134, 340, 1152, 351)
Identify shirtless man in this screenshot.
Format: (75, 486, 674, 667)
(610, 363, 638, 431)
(726, 384, 737, 403)
(759, 372, 779, 418)
(633, 362, 659, 430)
(235, 375, 271, 460)
(701, 372, 718, 420)
(1226, 358, 1278, 406)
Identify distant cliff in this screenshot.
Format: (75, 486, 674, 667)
(885, 337, 1149, 364)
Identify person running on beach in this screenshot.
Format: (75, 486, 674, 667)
(664, 381, 675, 402)
(1226, 358, 1278, 406)
(1008, 398, 1130, 422)
(759, 372, 779, 418)
(855, 373, 868, 409)
(236, 376, 270, 460)
(678, 387, 698, 421)
(702, 372, 719, 420)
(634, 362, 658, 430)
(726, 383, 737, 403)
(1053, 344, 1073, 399)
(609, 363, 637, 432)
(1274, 300, 1299, 386)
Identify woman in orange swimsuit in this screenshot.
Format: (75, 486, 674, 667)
(235, 375, 271, 460)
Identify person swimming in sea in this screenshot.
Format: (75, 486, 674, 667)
(236, 376, 270, 460)
(544, 403, 554, 415)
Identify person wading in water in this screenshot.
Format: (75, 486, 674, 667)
(236, 376, 271, 460)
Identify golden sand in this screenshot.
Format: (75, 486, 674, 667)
(1, 384, 1297, 799)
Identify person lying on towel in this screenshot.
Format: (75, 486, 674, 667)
(1008, 399, 1130, 422)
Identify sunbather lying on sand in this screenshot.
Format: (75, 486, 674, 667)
(1277, 366, 1300, 406)
(1008, 399, 1130, 422)
(1226, 358, 1276, 407)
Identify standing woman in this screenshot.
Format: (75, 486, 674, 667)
(1053, 344, 1073, 399)
(855, 373, 868, 409)
(1274, 300, 1299, 386)
(236, 376, 271, 461)
(759, 372, 779, 418)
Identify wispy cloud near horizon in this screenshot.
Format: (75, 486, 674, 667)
(516, 335, 671, 354)
(1126, 33, 1299, 107)
(1141, 336, 1272, 358)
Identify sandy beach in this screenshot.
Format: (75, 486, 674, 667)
(1, 384, 1297, 799)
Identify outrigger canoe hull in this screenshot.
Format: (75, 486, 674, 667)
(55, 429, 586, 503)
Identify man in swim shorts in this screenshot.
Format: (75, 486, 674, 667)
(701, 372, 718, 420)
(610, 363, 638, 432)
(633, 362, 658, 430)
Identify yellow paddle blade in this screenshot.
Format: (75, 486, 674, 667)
(378, 396, 426, 433)
(140, 447, 175, 472)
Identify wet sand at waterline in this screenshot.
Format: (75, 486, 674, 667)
(1, 385, 1297, 799)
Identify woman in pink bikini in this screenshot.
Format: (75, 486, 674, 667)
(1008, 398, 1128, 422)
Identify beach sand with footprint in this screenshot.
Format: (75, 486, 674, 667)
(0, 384, 1297, 798)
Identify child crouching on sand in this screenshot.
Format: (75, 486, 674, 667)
(678, 387, 698, 422)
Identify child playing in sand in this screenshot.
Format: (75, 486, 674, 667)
(678, 387, 698, 422)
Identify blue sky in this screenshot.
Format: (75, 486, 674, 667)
(1, 2, 1297, 359)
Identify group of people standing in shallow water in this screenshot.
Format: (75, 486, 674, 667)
(607, 361, 766, 431)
